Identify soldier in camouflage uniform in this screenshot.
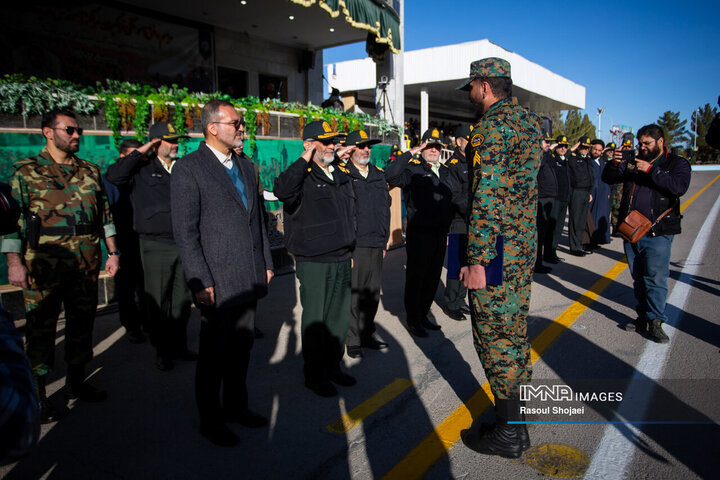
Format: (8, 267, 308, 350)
(456, 58, 542, 459)
(1, 110, 119, 424)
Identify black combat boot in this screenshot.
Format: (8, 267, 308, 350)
(648, 319, 669, 344)
(461, 397, 524, 458)
(65, 364, 108, 402)
(32, 373, 64, 424)
(475, 400, 531, 451)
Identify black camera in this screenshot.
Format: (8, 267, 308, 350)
(620, 149, 636, 164)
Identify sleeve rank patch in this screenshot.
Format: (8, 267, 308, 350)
(471, 133, 485, 148)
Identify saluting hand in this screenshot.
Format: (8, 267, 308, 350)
(137, 138, 162, 158)
(410, 142, 428, 156)
(301, 142, 316, 163)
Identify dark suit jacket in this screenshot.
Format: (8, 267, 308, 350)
(171, 142, 273, 309)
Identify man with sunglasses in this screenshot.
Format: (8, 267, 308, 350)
(385, 128, 458, 338)
(603, 124, 690, 343)
(342, 129, 391, 359)
(106, 122, 195, 372)
(274, 121, 357, 397)
(2, 109, 119, 423)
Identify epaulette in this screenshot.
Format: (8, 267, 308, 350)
(409, 159, 422, 165)
(440, 163, 449, 168)
(449, 158, 458, 165)
(376, 166, 384, 172)
(337, 165, 349, 174)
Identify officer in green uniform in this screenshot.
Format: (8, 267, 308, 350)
(274, 121, 357, 398)
(1, 109, 119, 424)
(456, 58, 542, 458)
(443, 124, 473, 320)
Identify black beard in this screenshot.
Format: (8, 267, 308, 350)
(639, 145, 661, 160)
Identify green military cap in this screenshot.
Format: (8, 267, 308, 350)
(456, 57, 511, 91)
(302, 120, 342, 141)
(555, 135, 569, 146)
(345, 129, 381, 147)
(606, 142, 617, 150)
(578, 136, 592, 147)
(421, 128, 445, 145)
(455, 124, 473, 140)
(149, 121, 190, 141)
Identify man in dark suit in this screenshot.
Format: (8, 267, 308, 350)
(171, 99, 274, 447)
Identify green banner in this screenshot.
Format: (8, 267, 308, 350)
(0, 133, 391, 283)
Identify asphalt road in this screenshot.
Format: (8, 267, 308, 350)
(2, 170, 719, 480)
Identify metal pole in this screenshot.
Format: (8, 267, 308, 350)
(693, 108, 698, 151)
(597, 107, 605, 139)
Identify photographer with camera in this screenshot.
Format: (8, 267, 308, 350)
(602, 124, 690, 343)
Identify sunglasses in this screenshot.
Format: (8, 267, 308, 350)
(211, 120, 244, 130)
(53, 126, 83, 136)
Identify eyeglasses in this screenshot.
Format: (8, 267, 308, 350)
(53, 126, 83, 136)
(211, 120, 244, 130)
(638, 140, 656, 147)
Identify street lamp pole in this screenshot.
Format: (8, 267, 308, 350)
(693, 108, 700, 151)
(597, 107, 605, 139)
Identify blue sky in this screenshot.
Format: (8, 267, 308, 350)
(323, 0, 720, 143)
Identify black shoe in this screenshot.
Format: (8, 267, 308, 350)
(361, 335, 389, 350)
(156, 355, 174, 371)
(33, 374, 64, 424)
(582, 248, 593, 254)
(649, 319, 669, 344)
(461, 423, 523, 459)
(568, 250, 586, 257)
(347, 345, 363, 358)
(126, 329, 146, 344)
(478, 422, 531, 451)
(65, 380, 108, 403)
(544, 256, 562, 264)
(328, 369, 357, 387)
(445, 308, 466, 321)
(534, 264, 552, 274)
(254, 327, 264, 339)
(460, 304, 471, 315)
(200, 423, 240, 447)
(226, 409, 268, 428)
(304, 378, 338, 397)
(177, 350, 198, 361)
(407, 323, 428, 338)
(421, 317, 442, 330)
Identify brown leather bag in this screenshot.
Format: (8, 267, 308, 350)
(617, 182, 674, 243)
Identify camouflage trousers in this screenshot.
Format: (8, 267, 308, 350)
(23, 273, 99, 375)
(470, 275, 532, 400)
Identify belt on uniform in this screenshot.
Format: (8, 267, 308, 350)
(39, 225, 102, 236)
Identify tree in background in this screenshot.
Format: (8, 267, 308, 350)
(688, 103, 720, 164)
(656, 111, 689, 148)
(541, 110, 596, 141)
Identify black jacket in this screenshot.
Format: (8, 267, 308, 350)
(384, 151, 458, 232)
(445, 148, 470, 222)
(274, 158, 356, 262)
(550, 152, 571, 202)
(602, 149, 691, 236)
(346, 161, 391, 249)
(568, 152, 595, 190)
(707, 113, 720, 150)
(106, 151, 175, 242)
(537, 150, 558, 199)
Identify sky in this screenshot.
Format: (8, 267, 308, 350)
(323, 0, 720, 143)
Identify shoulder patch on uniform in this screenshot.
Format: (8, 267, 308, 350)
(307, 167, 313, 172)
(449, 158, 458, 165)
(471, 133, 485, 148)
(410, 159, 421, 165)
(338, 165, 349, 174)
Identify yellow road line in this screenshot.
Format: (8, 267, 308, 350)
(383, 172, 720, 480)
(326, 378, 414, 434)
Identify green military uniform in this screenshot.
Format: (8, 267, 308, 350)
(459, 61, 542, 401)
(1, 148, 115, 375)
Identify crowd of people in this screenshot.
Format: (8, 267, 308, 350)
(0, 57, 706, 461)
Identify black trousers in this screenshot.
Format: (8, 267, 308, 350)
(568, 189, 591, 251)
(444, 219, 468, 311)
(347, 247, 384, 347)
(536, 197, 555, 263)
(195, 302, 256, 427)
(405, 227, 446, 326)
(114, 243, 146, 334)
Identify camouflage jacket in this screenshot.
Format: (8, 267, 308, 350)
(466, 97, 542, 267)
(1, 148, 115, 280)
